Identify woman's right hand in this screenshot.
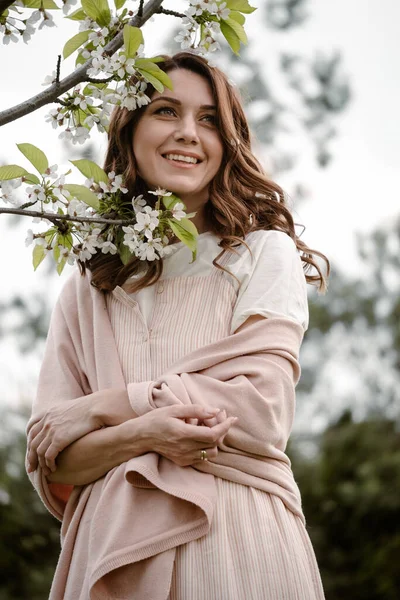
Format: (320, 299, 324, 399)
(124, 404, 237, 467)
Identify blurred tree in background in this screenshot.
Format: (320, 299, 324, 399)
(1, 1, 399, 599)
(289, 411, 400, 600)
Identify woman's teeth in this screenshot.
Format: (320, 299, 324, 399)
(164, 154, 199, 164)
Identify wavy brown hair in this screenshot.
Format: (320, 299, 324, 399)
(82, 51, 329, 293)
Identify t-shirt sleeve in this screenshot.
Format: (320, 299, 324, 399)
(229, 230, 309, 335)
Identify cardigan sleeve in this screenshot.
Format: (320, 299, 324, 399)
(128, 317, 303, 459)
(229, 230, 309, 334)
(26, 273, 91, 521)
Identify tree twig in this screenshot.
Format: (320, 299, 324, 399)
(56, 55, 61, 85)
(0, 206, 139, 227)
(0, 0, 165, 127)
(156, 8, 186, 18)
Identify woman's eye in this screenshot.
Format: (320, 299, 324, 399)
(155, 107, 176, 116)
(201, 114, 217, 124)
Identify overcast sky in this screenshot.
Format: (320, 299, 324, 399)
(1, 0, 399, 404)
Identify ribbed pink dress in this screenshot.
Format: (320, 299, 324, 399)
(105, 230, 325, 599)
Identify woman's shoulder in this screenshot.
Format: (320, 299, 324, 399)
(244, 229, 297, 254)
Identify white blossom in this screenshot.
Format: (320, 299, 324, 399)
(148, 188, 172, 197)
(38, 11, 55, 30)
(134, 210, 159, 239)
(22, 22, 36, 44)
(122, 226, 140, 251)
(62, 0, 77, 15)
(45, 108, 64, 129)
(79, 16, 96, 32)
(25, 229, 34, 247)
(171, 202, 186, 221)
(87, 49, 113, 78)
(26, 184, 46, 203)
(27, 10, 41, 25)
(100, 240, 118, 255)
(111, 53, 136, 79)
(132, 194, 146, 213)
(88, 27, 109, 47)
(136, 237, 163, 261)
(67, 199, 87, 216)
(43, 164, 58, 179)
(42, 70, 57, 87)
(2, 30, 19, 45)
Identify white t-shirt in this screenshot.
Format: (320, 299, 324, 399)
(127, 229, 309, 335)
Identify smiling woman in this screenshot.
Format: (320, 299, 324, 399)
(26, 52, 327, 600)
(132, 69, 223, 232)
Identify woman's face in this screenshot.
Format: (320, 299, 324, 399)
(132, 68, 224, 207)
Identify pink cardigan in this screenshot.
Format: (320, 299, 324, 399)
(27, 270, 305, 600)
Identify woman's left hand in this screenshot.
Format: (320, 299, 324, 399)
(27, 389, 135, 476)
(27, 394, 103, 476)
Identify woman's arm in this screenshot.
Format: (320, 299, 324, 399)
(47, 405, 235, 486)
(47, 417, 145, 486)
(27, 388, 137, 474)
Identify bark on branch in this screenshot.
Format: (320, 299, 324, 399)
(0, 206, 138, 226)
(0, 0, 164, 127)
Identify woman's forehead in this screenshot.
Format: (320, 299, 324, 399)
(151, 68, 215, 107)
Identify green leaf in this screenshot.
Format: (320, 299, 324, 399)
(167, 218, 198, 252)
(146, 56, 165, 63)
(119, 242, 134, 265)
(225, 0, 256, 14)
(32, 244, 47, 271)
(135, 59, 173, 90)
(57, 258, 67, 275)
(222, 16, 247, 44)
(63, 184, 100, 210)
(70, 159, 109, 184)
(25, 173, 41, 185)
(123, 24, 143, 58)
(0, 165, 29, 181)
(17, 143, 48, 175)
(220, 20, 241, 54)
(81, 0, 111, 27)
(63, 30, 90, 59)
(114, 0, 126, 8)
(229, 10, 245, 25)
(162, 193, 183, 211)
(136, 69, 164, 93)
(22, 0, 59, 8)
(66, 7, 87, 20)
(75, 52, 87, 67)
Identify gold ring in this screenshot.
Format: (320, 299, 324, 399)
(200, 449, 208, 461)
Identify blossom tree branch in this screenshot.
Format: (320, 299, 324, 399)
(0, 0, 164, 127)
(0, 206, 138, 226)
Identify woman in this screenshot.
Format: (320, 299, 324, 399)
(27, 52, 328, 599)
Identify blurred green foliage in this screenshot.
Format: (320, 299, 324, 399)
(0, 412, 60, 600)
(290, 411, 400, 600)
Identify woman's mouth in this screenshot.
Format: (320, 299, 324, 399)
(162, 153, 202, 168)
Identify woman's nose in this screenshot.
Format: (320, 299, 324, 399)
(173, 117, 200, 144)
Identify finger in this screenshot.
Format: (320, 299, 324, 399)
(202, 409, 227, 428)
(169, 404, 220, 420)
(36, 438, 51, 474)
(26, 413, 44, 435)
(45, 443, 60, 473)
(27, 419, 45, 447)
(193, 446, 218, 464)
(27, 428, 48, 468)
(184, 417, 237, 445)
(185, 417, 199, 426)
